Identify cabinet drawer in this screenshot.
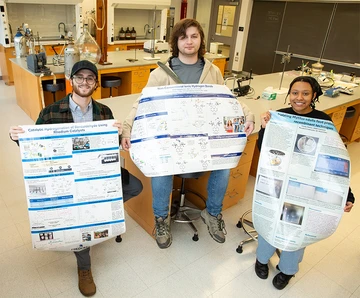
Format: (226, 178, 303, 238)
(131, 81, 147, 94)
(225, 161, 252, 208)
(330, 107, 346, 125)
(351, 116, 360, 141)
(239, 138, 256, 165)
(132, 69, 150, 82)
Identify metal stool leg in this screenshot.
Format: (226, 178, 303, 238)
(172, 177, 202, 241)
(236, 209, 258, 253)
(52, 92, 56, 103)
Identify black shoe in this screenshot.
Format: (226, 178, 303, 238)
(255, 259, 269, 279)
(272, 272, 294, 290)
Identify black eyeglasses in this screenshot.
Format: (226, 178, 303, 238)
(72, 75, 96, 85)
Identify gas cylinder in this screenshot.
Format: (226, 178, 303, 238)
(64, 33, 80, 79)
(14, 29, 27, 58)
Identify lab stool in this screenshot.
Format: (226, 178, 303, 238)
(340, 107, 356, 143)
(101, 76, 122, 97)
(345, 106, 356, 118)
(236, 210, 281, 257)
(42, 79, 65, 104)
(236, 209, 258, 253)
(171, 172, 207, 241)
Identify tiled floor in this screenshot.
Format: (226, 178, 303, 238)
(0, 80, 359, 298)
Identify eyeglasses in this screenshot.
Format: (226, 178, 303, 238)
(72, 75, 96, 85)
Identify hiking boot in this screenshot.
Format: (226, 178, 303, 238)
(200, 209, 226, 243)
(153, 216, 172, 249)
(78, 269, 96, 297)
(255, 259, 269, 279)
(272, 272, 294, 290)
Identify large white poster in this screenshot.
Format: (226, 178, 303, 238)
(253, 111, 350, 251)
(18, 120, 125, 251)
(130, 84, 247, 177)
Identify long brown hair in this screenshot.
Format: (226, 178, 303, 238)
(170, 18, 206, 59)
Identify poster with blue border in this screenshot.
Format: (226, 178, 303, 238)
(253, 111, 350, 251)
(18, 120, 125, 251)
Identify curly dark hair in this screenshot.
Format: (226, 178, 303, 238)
(284, 76, 323, 109)
(170, 18, 206, 59)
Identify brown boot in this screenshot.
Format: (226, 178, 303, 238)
(78, 269, 96, 297)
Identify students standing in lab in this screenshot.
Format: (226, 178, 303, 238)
(255, 76, 355, 290)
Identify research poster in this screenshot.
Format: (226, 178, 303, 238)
(253, 111, 350, 251)
(130, 84, 247, 177)
(18, 120, 125, 251)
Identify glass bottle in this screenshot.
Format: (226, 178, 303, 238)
(64, 33, 80, 79)
(119, 27, 125, 40)
(131, 27, 136, 40)
(125, 27, 131, 40)
(75, 24, 101, 64)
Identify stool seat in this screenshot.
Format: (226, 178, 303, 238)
(42, 80, 65, 104)
(101, 76, 121, 97)
(101, 76, 121, 88)
(43, 81, 65, 93)
(345, 106, 356, 118)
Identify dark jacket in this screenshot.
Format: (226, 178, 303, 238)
(36, 94, 114, 124)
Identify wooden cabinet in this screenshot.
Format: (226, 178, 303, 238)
(0, 45, 16, 85)
(329, 105, 347, 131)
(131, 67, 151, 94)
(211, 58, 226, 77)
(340, 103, 360, 142)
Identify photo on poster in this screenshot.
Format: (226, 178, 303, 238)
(294, 134, 318, 156)
(72, 137, 90, 151)
(82, 232, 92, 242)
(94, 229, 109, 239)
(39, 232, 54, 241)
(268, 149, 285, 166)
(287, 180, 344, 206)
(255, 175, 283, 199)
(100, 153, 119, 164)
(315, 154, 350, 178)
(223, 116, 245, 133)
(280, 202, 305, 225)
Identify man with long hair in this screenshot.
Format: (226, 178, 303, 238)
(122, 19, 255, 249)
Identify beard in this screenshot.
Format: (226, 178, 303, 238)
(72, 83, 96, 98)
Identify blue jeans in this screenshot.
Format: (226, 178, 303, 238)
(256, 234, 305, 275)
(151, 169, 230, 218)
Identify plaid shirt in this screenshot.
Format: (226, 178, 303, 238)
(36, 94, 114, 124)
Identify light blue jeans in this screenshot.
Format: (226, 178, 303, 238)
(256, 234, 305, 275)
(151, 169, 230, 218)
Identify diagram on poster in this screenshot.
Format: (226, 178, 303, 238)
(18, 120, 125, 251)
(130, 84, 248, 177)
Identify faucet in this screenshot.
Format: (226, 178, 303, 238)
(144, 24, 150, 39)
(224, 74, 237, 94)
(58, 22, 67, 36)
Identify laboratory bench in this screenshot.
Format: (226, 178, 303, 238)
(9, 50, 227, 121)
(98, 71, 360, 236)
(0, 40, 149, 86)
